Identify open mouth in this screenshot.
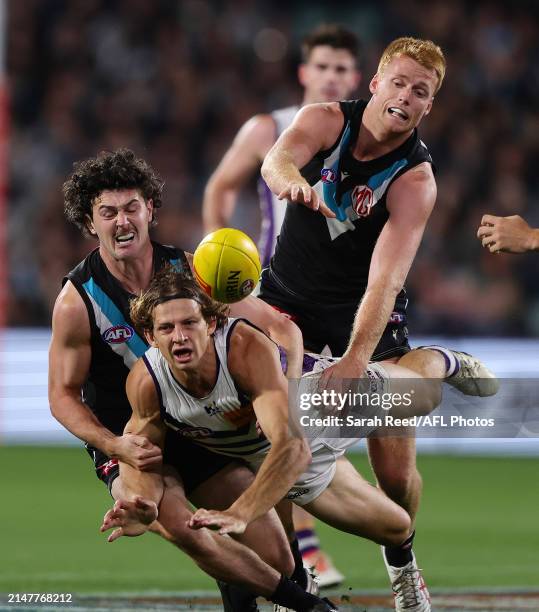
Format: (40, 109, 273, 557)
(388, 107, 409, 121)
(173, 347, 193, 362)
(115, 231, 135, 245)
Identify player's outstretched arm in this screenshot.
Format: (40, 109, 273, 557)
(202, 114, 276, 233)
(48, 281, 162, 470)
(477, 214, 539, 253)
(189, 324, 310, 535)
(261, 103, 342, 218)
(101, 361, 167, 542)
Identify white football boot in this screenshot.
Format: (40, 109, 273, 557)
(384, 551, 431, 612)
(446, 350, 499, 396)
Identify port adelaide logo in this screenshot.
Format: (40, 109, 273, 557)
(102, 324, 134, 344)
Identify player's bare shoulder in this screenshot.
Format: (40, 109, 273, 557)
(227, 321, 279, 385)
(291, 102, 344, 149)
(236, 113, 278, 161)
(389, 161, 437, 216)
(51, 280, 91, 344)
(126, 358, 160, 418)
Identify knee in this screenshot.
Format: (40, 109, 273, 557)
(383, 507, 412, 547)
(377, 466, 422, 501)
(270, 544, 294, 577)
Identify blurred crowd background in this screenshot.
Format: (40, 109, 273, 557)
(7, 0, 539, 335)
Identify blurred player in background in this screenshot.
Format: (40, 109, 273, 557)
(260, 37, 451, 612)
(48, 149, 326, 612)
(203, 23, 361, 268)
(477, 214, 539, 253)
(203, 22, 361, 587)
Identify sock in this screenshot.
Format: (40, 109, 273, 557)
(296, 527, 320, 560)
(419, 345, 460, 377)
(217, 581, 259, 611)
(290, 538, 308, 588)
(271, 574, 325, 611)
(384, 530, 415, 568)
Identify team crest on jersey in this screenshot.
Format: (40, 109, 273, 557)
(240, 279, 255, 296)
(321, 168, 337, 183)
(102, 324, 134, 344)
(352, 185, 375, 217)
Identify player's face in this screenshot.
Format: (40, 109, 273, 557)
(369, 55, 438, 133)
(86, 189, 153, 261)
(299, 46, 360, 104)
(150, 299, 217, 373)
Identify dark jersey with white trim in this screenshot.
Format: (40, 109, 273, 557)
(270, 99, 434, 303)
(64, 242, 189, 434)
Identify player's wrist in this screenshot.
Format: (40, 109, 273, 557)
(528, 228, 539, 251)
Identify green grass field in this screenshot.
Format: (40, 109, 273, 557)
(1, 446, 537, 594)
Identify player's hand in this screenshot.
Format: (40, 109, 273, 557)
(477, 214, 534, 254)
(278, 182, 335, 218)
(188, 508, 248, 535)
(317, 356, 366, 407)
(100, 497, 158, 542)
(113, 434, 163, 470)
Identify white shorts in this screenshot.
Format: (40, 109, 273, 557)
(250, 361, 391, 506)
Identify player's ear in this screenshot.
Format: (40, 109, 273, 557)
(85, 214, 97, 236)
(146, 198, 154, 224)
(423, 97, 433, 116)
(208, 317, 217, 336)
(144, 329, 157, 347)
(369, 73, 379, 95)
(297, 63, 308, 88)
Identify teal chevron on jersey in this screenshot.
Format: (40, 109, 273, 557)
(82, 277, 147, 357)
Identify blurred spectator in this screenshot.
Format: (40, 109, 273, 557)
(6, 0, 539, 335)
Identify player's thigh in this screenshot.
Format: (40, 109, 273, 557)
(303, 456, 410, 545)
(190, 461, 293, 575)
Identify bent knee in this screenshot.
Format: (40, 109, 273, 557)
(376, 467, 422, 498)
(382, 507, 412, 547)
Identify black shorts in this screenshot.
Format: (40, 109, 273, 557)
(259, 267, 410, 360)
(86, 429, 236, 496)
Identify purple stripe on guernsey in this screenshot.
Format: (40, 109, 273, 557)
(278, 346, 319, 376)
(257, 178, 275, 268)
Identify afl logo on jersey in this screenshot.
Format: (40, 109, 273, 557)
(321, 168, 337, 183)
(352, 185, 375, 218)
(102, 324, 134, 344)
(180, 426, 213, 439)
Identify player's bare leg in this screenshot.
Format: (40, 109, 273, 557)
(368, 346, 498, 612)
(303, 456, 411, 544)
(109, 469, 334, 612)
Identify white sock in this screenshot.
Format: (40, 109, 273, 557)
(418, 345, 460, 377)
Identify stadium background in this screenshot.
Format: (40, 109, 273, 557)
(1, 0, 538, 608)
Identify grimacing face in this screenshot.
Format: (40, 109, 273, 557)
(299, 45, 360, 104)
(86, 188, 153, 262)
(369, 55, 438, 133)
(147, 298, 216, 373)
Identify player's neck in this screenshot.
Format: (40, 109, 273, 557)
(355, 101, 413, 161)
(173, 340, 218, 398)
(99, 241, 155, 295)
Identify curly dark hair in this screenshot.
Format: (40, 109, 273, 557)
(301, 24, 360, 63)
(63, 148, 164, 236)
(130, 267, 229, 334)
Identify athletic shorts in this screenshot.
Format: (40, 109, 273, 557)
(86, 429, 236, 496)
(259, 267, 410, 360)
(248, 362, 391, 506)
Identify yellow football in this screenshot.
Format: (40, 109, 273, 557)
(193, 228, 261, 303)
